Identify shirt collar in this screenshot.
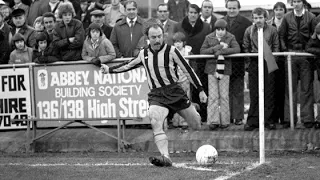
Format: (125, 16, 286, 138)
(200, 15, 211, 23)
(127, 17, 137, 26)
(162, 20, 168, 27)
(294, 8, 305, 17)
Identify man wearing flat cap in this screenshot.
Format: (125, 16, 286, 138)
(10, 8, 36, 48)
(90, 9, 112, 39)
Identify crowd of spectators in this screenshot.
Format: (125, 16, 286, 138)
(1, 0, 320, 130)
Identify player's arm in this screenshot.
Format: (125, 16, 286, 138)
(101, 51, 143, 74)
(171, 48, 203, 92)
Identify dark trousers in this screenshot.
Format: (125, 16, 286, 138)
(247, 60, 276, 127)
(190, 60, 208, 122)
(274, 58, 285, 123)
(229, 59, 245, 120)
(284, 55, 314, 123)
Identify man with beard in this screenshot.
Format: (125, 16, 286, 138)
(10, 8, 36, 48)
(222, 0, 251, 126)
(109, 0, 143, 57)
(243, 7, 279, 131)
(173, 4, 211, 123)
(101, 23, 207, 167)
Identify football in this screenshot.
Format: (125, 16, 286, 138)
(196, 144, 218, 165)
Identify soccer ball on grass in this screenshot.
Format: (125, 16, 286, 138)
(196, 144, 218, 165)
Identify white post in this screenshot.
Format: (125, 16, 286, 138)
(258, 28, 265, 164)
(148, 0, 152, 18)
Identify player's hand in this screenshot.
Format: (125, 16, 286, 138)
(199, 91, 207, 103)
(214, 72, 224, 80)
(100, 64, 110, 74)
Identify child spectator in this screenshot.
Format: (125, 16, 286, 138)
(200, 19, 240, 130)
(52, 2, 85, 61)
(13, 0, 29, 17)
(171, 31, 192, 129)
(82, 23, 116, 67)
(9, 33, 33, 64)
(306, 22, 320, 129)
(32, 32, 59, 64)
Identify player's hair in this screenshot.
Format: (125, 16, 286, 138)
(225, 0, 241, 9)
(252, 7, 268, 18)
(144, 18, 164, 37)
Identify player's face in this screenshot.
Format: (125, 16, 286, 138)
(292, 0, 304, 11)
(201, 1, 213, 18)
(274, 7, 285, 20)
(148, 26, 163, 51)
(188, 7, 199, 24)
(226, 1, 240, 17)
(157, 5, 169, 22)
(125, 2, 137, 20)
(253, 14, 266, 28)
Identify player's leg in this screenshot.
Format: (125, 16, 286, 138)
(177, 104, 201, 130)
(148, 105, 172, 166)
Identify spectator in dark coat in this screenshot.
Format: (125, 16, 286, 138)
(222, 0, 252, 126)
(38, 0, 61, 19)
(42, 12, 56, 43)
(90, 9, 112, 39)
(306, 22, 320, 129)
(0, 10, 11, 63)
(52, 2, 85, 61)
(33, 31, 59, 63)
(173, 4, 211, 122)
(27, 0, 50, 26)
(167, 0, 189, 22)
(10, 8, 36, 48)
(278, 0, 317, 128)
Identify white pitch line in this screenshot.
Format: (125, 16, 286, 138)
(214, 162, 263, 180)
(0, 161, 256, 173)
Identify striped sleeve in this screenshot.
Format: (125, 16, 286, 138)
(172, 47, 203, 92)
(109, 50, 143, 73)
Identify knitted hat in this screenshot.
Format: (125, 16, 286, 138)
(316, 23, 320, 35)
(214, 19, 227, 29)
(35, 32, 48, 43)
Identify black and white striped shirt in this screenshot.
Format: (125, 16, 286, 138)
(109, 44, 203, 92)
